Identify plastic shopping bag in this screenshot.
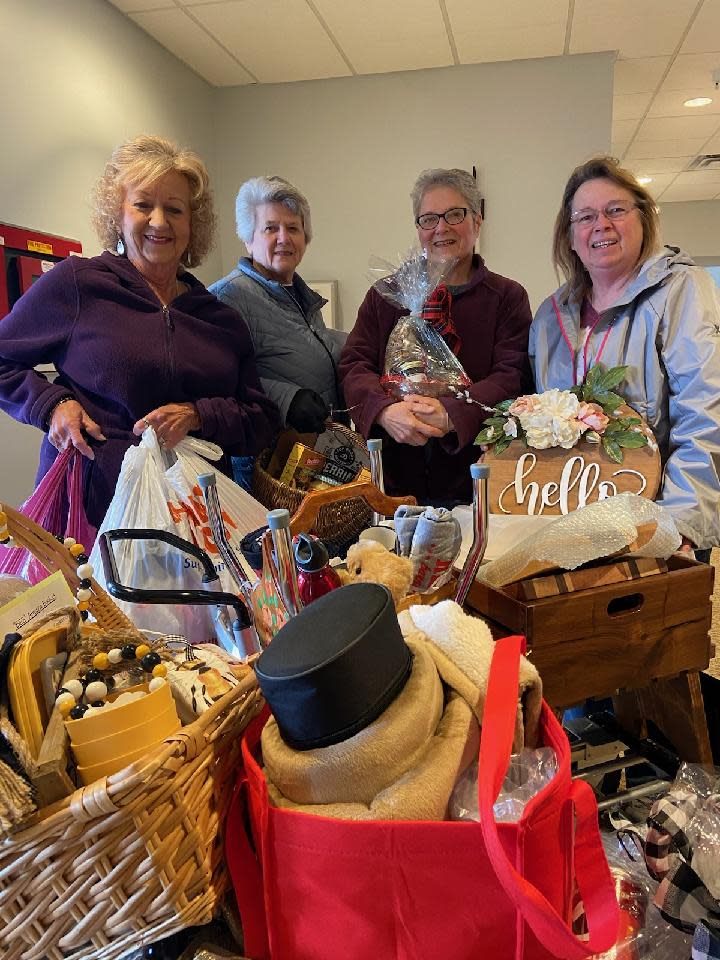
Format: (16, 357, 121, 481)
(0, 447, 95, 584)
(89, 430, 267, 642)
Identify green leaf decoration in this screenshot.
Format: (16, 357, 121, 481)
(590, 365, 628, 394)
(594, 391, 624, 414)
(475, 428, 494, 445)
(495, 398, 515, 413)
(601, 436, 623, 463)
(614, 432, 648, 449)
(493, 434, 514, 454)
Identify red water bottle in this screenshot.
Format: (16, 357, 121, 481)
(293, 533, 341, 606)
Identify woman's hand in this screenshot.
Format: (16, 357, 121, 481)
(133, 402, 201, 449)
(376, 401, 445, 446)
(48, 399, 106, 460)
(401, 395, 454, 435)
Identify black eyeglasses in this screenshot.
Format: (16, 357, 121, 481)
(415, 207, 469, 230)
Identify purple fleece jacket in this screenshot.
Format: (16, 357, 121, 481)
(339, 256, 532, 503)
(0, 251, 278, 526)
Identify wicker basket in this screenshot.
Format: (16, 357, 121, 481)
(252, 423, 372, 547)
(0, 503, 264, 960)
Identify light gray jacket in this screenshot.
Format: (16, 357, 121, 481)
(531, 247, 720, 548)
(209, 258, 346, 425)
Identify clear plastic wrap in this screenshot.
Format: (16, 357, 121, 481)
(369, 250, 472, 399)
(577, 832, 695, 959)
(476, 493, 682, 589)
(449, 746, 558, 822)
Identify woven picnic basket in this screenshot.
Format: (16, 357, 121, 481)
(252, 422, 372, 548)
(0, 503, 264, 960)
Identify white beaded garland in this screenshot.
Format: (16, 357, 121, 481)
(63, 537, 76, 548)
(84, 680, 108, 701)
(76, 588, 92, 602)
(148, 677, 167, 693)
(77, 563, 93, 580)
(108, 648, 123, 665)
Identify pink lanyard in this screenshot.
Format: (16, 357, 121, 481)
(551, 296, 615, 385)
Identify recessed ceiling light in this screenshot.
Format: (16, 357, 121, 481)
(684, 97, 713, 107)
(637, 176, 653, 185)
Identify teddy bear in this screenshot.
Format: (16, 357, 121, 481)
(337, 540, 414, 607)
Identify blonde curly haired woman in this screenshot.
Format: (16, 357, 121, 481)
(0, 134, 277, 527)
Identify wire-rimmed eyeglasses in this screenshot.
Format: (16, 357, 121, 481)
(570, 202, 638, 228)
(415, 206, 469, 230)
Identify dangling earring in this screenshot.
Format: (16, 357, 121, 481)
(116, 235, 125, 256)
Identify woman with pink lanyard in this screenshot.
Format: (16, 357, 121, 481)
(531, 156, 720, 562)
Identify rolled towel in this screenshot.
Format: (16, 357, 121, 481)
(261, 637, 443, 806)
(400, 600, 543, 750)
(407, 507, 462, 593)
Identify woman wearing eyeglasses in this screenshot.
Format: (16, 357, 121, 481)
(340, 167, 532, 504)
(531, 155, 720, 552)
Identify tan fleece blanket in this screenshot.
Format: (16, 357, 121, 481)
(262, 638, 444, 805)
(400, 601, 543, 750)
(267, 692, 478, 821)
(262, 601, 542, 820)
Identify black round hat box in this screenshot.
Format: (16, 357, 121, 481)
(255, 582, 413, 750)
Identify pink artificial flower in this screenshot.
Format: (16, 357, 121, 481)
(508, 395, 536, 417)
(576, 401, 609, 434)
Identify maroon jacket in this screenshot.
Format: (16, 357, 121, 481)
(339, 256, 532, 503)
(0, 251, 278, 526)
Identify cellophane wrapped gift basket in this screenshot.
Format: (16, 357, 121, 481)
(0, 504, 263, 960)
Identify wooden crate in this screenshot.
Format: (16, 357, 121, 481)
(464, 554, 714, 709)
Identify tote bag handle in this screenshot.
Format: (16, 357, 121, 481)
(478, 635, 619, 958)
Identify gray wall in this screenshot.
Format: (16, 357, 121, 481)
(212, 53, 614, 325)
(660, 200, 720, 259)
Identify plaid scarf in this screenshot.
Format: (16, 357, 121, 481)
(421, 284, 461, 356)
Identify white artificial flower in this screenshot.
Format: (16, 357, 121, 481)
(503, 418, 518, 438)
(515, 388, 584, 450)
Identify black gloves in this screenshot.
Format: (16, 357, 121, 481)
(286, 389, 329, 433)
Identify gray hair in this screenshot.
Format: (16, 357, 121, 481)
(411, 168, 482, 219)
(235, 175, 313, 243)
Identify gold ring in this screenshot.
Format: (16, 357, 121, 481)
(142, 418, 151, 430)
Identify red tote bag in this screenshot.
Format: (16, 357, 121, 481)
(226, 635, 620, 960)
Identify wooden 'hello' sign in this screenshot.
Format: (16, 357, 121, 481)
(483, 438, 661, 515)
(475, 372, 663, 516)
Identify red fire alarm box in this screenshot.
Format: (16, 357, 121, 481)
(0, 222, 82, 318)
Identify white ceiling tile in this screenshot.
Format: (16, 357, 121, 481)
(446, 0, 566, 63)
(130, 9, 254, 85)
(632, 173, 676, 196)
(627, 156, 691, 174)
(571, 0, 698, 58)
(614, 58, 670, 95)
(673, 168, 720, 185)
(311, 0, 451, 75)
(612, 118, 640, 141)
(108, 0, 174, 10)
(612, 141, 630, 158)
(705, 132, 720, 152)
(648, 88, 720, 118)
(627, 138, 708, 159)
(191, 0, 351, 82)
(664, 53, 720, 91)
(680, 1, 720, 55)
(637, 114, 720, 140)
(613, 93, 651, 121)
(660, 182, 720, 202)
